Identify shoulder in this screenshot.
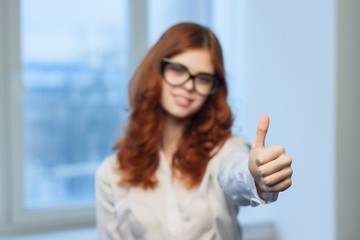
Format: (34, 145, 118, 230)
(210, 135, 250, 167)
(220, 135, 250, 154)
(96, 154, 120, 184)
(95, 155, 129, 210)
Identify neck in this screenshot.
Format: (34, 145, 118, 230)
(162, 115, 189, 162)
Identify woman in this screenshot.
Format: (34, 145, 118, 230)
(96, 22, 292, 240)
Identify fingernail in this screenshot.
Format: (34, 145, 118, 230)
(257, 167, 262, 176)
(261, 177, 269, 192)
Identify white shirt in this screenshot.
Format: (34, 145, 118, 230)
(95, 136, 277, 240)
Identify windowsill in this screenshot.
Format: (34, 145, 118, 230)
(0, 223, 276, 240)
(0, 226, 97, 240)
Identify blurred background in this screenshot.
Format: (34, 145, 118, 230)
(0, 0, 359, 239)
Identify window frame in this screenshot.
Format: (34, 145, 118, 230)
(0, 0, 9, 229)
(0, 0, 149, 233)
(0, 0, 93, 231)
(10, 0, 96, 225)
(0, 0, 248, 233)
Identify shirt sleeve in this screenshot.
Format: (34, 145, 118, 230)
(217, 137, 278, 207)
(95, 157, 122, 240)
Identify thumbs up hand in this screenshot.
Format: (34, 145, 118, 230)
(249, 115, 293, 194)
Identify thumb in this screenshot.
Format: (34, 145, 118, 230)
(252, 114, 270, 149)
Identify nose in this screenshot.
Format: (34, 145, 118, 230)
(182, 77, 196, 92)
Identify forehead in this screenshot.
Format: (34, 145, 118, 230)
(169, 49, 214, 74)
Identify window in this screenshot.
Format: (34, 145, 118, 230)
(21, 0, 130, 210)
(0, 0, 250, 233)
(1, 0, 131, 231)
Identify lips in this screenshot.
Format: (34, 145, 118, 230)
(173, 94, 193, 107)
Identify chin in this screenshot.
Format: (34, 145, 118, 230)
(167, 109, 196, 120)
(171, 112, 193, 120)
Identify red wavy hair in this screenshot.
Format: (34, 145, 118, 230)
(113, 22, 233, 189)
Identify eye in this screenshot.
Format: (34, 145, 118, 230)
(167, 64, 186, 75)
(196, 75, 215, 85)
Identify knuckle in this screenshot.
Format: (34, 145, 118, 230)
(263, 177, 271, 186)
(276, 145, 285, 153)
(256, 157, 263, 166)
(280, 146, 285, 153)
(257, 166, 265, 176)
(279, 178, 292, 192)
(287, 178, 292, 187)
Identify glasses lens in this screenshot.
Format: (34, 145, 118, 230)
(194, 75, 217, 95)
(163, 62, 189, 85)
(162, 59, 218, 95)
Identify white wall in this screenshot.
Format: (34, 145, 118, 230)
(336, 0, 360, 239)
(238, 1, 337, 240)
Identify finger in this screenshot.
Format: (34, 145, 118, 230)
(257, 154, 292, 177)
(256, 145, 285, 166)
(261, 167, 293, 187)
(252, 114, 270, 149)
(267, 178, 292, 192)
(256, 181, 270, 192)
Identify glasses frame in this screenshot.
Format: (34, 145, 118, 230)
(161, 58, 220, 96)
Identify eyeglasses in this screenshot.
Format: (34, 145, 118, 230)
(161, 58, 219, 95)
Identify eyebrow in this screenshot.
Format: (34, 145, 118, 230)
(163, 58, 215, 76)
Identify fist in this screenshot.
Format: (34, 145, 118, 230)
(249, 115, 293, 193)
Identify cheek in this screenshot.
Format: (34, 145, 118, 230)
(193, 96, 208, 111)
(160, 82, 170, 103)
(160, 82, 174, 111)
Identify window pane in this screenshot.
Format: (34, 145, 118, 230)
(211, 0, 247, 135)
(148, 0, 246, 134)
(148, 0, 212, 45)
(21, 0, 129, 209)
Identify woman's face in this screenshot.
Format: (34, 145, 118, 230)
(160, 48, 214, 120)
